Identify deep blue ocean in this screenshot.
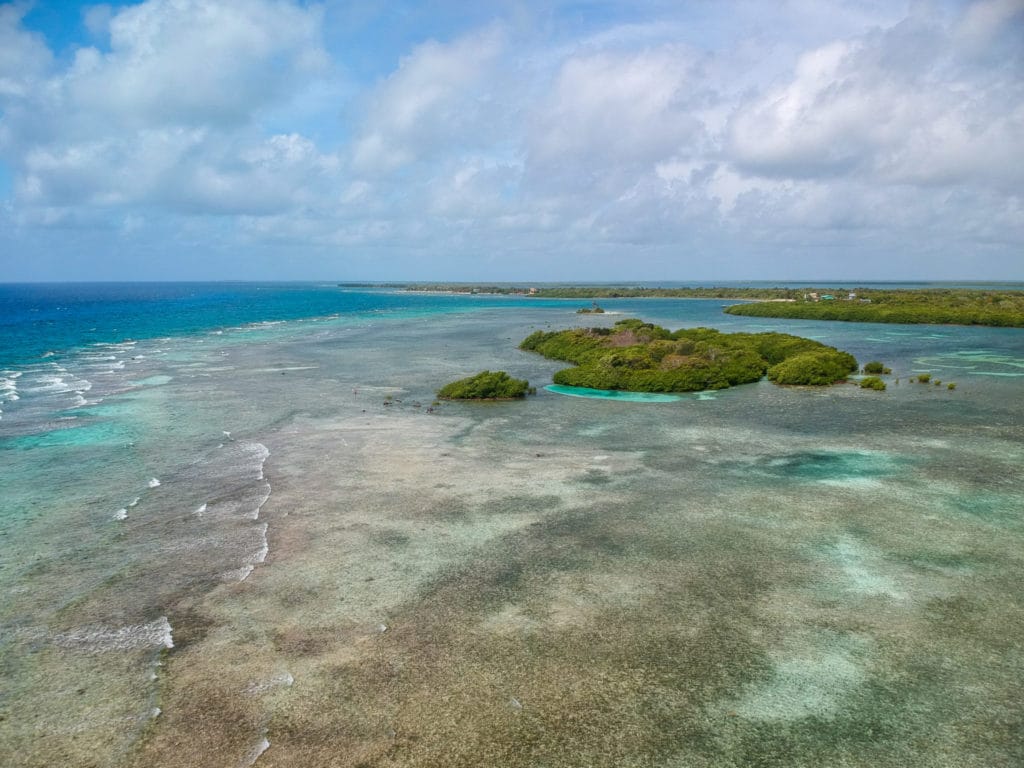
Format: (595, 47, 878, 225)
(0, 282, 562, 369)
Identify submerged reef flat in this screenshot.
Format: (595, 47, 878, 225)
(2, 296, 1023, 768)
(521, 318, 857, 391)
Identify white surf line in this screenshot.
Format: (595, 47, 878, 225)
(252, 485, 272, 520)
(52, 616, 173, 652)
(239, 733, 270, 767)
(250, 366, 321, 373)
(253, 443, 272, 519)
(254, 444, 270, 481)
(228, 523, 271, 583)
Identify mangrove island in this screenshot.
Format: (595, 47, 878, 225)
(520, 319, 858, 392)
(437, 370, 535, 400)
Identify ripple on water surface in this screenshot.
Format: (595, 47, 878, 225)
(0, 419, 135, 449)
(915, 349, 1024, 376)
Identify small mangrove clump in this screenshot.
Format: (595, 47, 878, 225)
(863, 361, 885, 374)
(577, 303, 605, 314)
(917, 373, 932, 384)
(860, 376, 887, 391)
(948, 382, 957, 390)
(437, 371, 534, 400)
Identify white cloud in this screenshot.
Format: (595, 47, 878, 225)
(0, 0, 1021, 280)
(528, 46, 704, 174)
(955, 0, 1024, 53)
(67, 0, 327, 128)
(1, 0, 331, 217)
(0, 4, 52, 89)
(727, 8, 1024, 190)
(352, 26, 506, 174)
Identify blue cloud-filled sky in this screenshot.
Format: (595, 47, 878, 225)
(1, 0, 1021, 281)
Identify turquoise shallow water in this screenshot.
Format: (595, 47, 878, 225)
(1, 285, 1023, 767)
(545, 384, 683, 402)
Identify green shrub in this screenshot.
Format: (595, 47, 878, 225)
(863, 361, 885, 374)
(860, 376, 886, 391)
(766, 349, 858, 386)
(934, 379, 942, 386)
(917, 373, 931, 383)
(437, 371, 532, 400)
(947, 382, 956, 390)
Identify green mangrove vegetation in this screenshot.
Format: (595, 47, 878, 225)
(437, 370, 534, 400)
(724, 289, 1024, 327)
(860, 376, 887, 391)
(520, 319, 857, 392)
(863, 361, 890, 374)
(402, 284, 1024, 327)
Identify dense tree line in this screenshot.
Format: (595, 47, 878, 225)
(725, 290, 1024, 327)
(402, 285, 1024, 326)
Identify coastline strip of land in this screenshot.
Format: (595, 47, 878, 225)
(393, 285, 1024, 327)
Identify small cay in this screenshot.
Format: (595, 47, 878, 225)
(520, 318, 858, 392)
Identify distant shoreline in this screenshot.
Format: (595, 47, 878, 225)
(398, 285, 810, 301)
(391, 284, 1024, 327)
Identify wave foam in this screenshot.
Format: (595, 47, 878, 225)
(239, 736, 270, 767)
(148, 478, 161, 488)
(53, 616, 173, 652)
(246, 672, 294, 694)
(253, 523, 269, 564)
(252, 484, 271, 520)
(225, 523, 270, 582)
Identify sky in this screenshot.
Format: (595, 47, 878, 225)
(0, 0, 1021, 282)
